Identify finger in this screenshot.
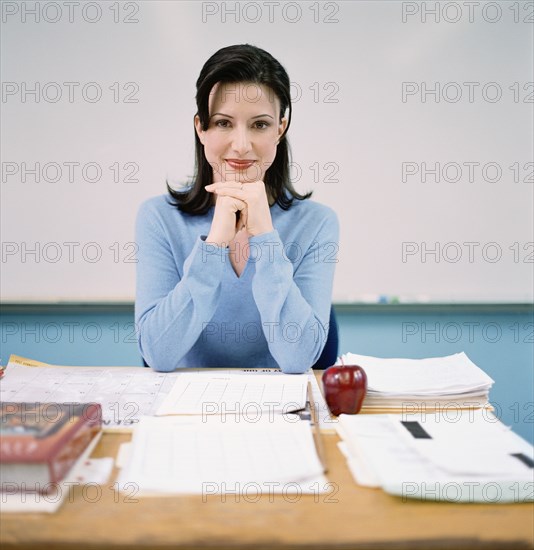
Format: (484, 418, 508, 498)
(211, 187, 247, 199)
(205, 182, 245, 192)
(240, 206, 248, 230)
(219, 195, 247, 212)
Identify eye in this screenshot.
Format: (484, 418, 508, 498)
(214, 119, 230, 128)
(254, 121, 270, 130)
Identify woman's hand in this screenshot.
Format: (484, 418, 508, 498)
(204, 186, 246, 246)
(205, 181, 274, 246)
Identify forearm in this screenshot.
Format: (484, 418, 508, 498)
(136, 237, 228, 372)
(249, 231, 335, 374)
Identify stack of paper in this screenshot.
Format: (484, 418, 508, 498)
(336, 352, 494, 409)
(336, 410, 534, 503)
(118, 415, 327, 495)
(117, 371, 329, 495)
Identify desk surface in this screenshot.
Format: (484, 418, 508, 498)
(1, 430, 533, 550)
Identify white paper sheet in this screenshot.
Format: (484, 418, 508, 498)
(118, 415, 328, 495)
(336, 412, 534, 503)
(157, 372, 307, 415)
(393, 409, 534, 477)
(1, 361, 179, 430)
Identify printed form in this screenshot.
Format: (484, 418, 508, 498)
(118, 415, 328, 495)
(156, 372, 308, 415)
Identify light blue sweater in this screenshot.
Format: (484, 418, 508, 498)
(135, 193, 339, 373)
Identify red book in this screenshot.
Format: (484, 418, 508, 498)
(0, 402, 102, 493)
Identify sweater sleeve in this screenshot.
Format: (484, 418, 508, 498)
(249, 208, 340, 374)
(134, 201, 228, 372)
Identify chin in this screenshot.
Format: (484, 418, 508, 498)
(234, 173, 261, 183)
(243, 175, 262, 183)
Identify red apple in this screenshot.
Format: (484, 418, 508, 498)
(322, 364, 367, 416)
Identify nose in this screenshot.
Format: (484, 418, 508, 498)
(231, 125, 251, 155)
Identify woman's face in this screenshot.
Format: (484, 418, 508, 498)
(194, 82, 287, 184)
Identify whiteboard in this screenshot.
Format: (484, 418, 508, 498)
(2, 1, 533, 304)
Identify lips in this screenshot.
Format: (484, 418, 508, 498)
(225, 159, 255, 170)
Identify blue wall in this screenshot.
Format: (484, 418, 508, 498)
(1, 305, 532, 443)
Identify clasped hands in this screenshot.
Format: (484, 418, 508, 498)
(205, 180, 274, 246)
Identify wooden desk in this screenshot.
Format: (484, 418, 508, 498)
(1, 429, 533, 550)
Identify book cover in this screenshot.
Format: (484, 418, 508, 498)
(0, 402, 102, 492)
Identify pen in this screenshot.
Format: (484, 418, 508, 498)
(307, 381, 328, 474)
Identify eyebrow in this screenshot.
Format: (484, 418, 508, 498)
(210, 113, 274, 120)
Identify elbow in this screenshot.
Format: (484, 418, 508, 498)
(278, 363, 311, 375)
(277, 340, 327, 374)
(146, 357, 176, 373)
(138, 325, 178, 373)
(277, 357, 313, 375)
(141, 351, 177, 373)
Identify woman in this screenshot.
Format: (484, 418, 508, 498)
(135, 44, 339, 373)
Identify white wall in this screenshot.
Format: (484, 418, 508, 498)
(2, 1, 533, 303)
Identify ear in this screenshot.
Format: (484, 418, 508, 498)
(276, 117, 288, 143)
(194, 115, 205, 145)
